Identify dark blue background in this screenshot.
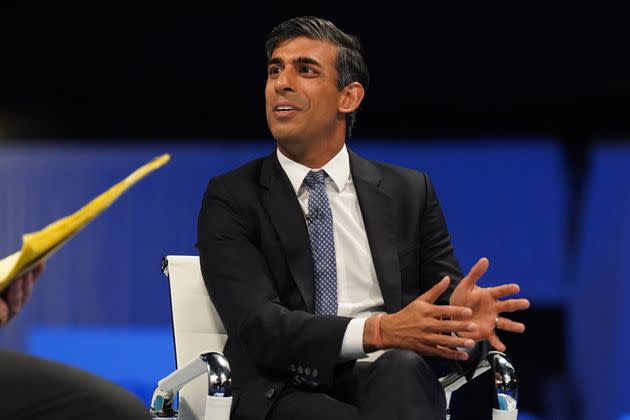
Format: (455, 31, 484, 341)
(2, 6, 629, 419)
(0, 139, 596, 418)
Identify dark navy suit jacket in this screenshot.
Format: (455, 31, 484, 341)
(197, 148, 463, 420)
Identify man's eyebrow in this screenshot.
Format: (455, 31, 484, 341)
(295, 56, 322, 67)
(267, 56, 323, 67)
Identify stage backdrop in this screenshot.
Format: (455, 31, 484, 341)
(569, 144, 630, 420)
(0, 139, 568, 410)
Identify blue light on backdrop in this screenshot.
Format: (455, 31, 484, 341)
(0, 139, 607, 416)
(569, 144, 630, 420)
(351, 140, 568, 304)
(27, 326, 174, 405)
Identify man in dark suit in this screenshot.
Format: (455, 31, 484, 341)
(197, 16, 529, 420)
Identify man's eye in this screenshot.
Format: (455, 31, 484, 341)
(299, 66, 316, 75)
(268, 66, 282, 76)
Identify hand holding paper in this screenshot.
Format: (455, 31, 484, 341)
(0, 263, 44, 324)
(0, 154, 171, 293)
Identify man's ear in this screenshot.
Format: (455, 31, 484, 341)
(338, 82, 365, 114)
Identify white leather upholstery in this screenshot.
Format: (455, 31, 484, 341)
(492, 408, 518, 419)
(166, 255, 228, 420)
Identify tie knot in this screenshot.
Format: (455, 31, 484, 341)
(303, 170, 327, 188)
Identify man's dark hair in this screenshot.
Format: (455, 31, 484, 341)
(265, 16, 370, 138)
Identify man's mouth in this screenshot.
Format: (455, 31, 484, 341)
(273, 104, 301, 117)
(275, 106, 297, 111)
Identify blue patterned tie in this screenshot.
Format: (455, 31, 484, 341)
(303, 170, 338, 315)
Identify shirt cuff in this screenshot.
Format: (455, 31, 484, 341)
(338, 317, 368, 361)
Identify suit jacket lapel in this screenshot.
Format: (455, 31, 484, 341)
(260, 152, 315, 312)
(349, 149, 402, 313)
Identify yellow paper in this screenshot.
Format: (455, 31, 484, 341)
(0, 153, 171, 292)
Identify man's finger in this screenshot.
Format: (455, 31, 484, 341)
(487, 333, 506, 352)
(430, 304, 473, 320)
(426, 319, 477, 334)
(497, 298, 530, 313)
(459, 258, 489, 290)
(0, 299, 8, 324)
(32, 262, 45, 280)
(421, 343, 469, 361)
(496, 317, 526, 333)
(429, 332, 475, 349)
(23, 274, 36, 304)
(7, 277, 24, 313)
(435, 345, 470, 361)
(418, 276, 450, 303)
(488, 284, 520, 298)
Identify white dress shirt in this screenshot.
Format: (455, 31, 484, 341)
(277, 145, 385, 360)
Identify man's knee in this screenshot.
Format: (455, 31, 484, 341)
(359, 350, 446, 418)
(375, 349, 435, 378)
(371, 349, 445, 398)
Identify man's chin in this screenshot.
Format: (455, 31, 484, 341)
(270, 130, 306, 147)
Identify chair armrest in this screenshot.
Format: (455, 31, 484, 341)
(440, 351, 519, 420)
(150, 352, 232, 418)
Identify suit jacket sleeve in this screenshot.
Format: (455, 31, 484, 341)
(197, 176, 351, 385)
(420, 172, 463, 304)
(420, 172, 490, 369)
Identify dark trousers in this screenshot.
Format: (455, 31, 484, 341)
(1, 349, 152, 420)
(268, 349, 447, 420)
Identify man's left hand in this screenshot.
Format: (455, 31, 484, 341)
(449, 258, 530, 352)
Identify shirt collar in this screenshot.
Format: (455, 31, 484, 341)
(276, 145, 350, 195)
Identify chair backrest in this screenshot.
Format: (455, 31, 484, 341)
(164, 255, 228, 420)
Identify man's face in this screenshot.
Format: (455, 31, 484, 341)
(265, 36, 344, 146)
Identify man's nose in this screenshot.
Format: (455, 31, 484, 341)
(274, 69, 295, 93)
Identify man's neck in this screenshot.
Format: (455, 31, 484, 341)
(277, 140, 345, 169)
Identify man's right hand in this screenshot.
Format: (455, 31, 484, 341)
(0, 263, 44, 325)
(363, 276, 477, 361)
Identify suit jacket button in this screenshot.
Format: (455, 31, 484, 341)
(265, 388, 276, 399)
(305, 367, 311, 376)
(312, 368, 318, 378)
(297, 366, 304, 374)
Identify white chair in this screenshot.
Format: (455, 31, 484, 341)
(156, 255, 518, 420)
(154, 255, 231, 420)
